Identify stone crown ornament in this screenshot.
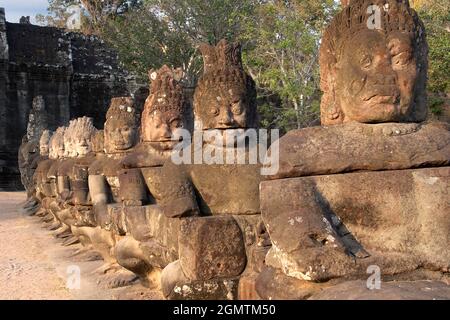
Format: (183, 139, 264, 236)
(197, 40, 247, 88)
(146, 65, 187, 115)
(63, 117, 96, 158)
(105, 97, 138, 126)
(194, 39, 258, 129)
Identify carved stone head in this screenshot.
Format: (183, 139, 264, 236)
(140, 65, 189, 150)
(73, 117, 96, 157)
(39, 130, 53, 156)
(63, 117, 96, 158)
(320, 0, 428, 125)
(63, 120, 76, 158)
(104, 97, 139, 154)
(26, 95, 48, 141)
(194, 39, 258, 130)
(49, 127, 66, 160)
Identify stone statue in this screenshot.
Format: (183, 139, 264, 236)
(257, 0, 450, 300)
(19, 96, 48, 201)
(79, 97, 140, 288)
(38, 126, 66, 227)
(32, 130, 53, 204)
(52, 117, 97, 244)
(114, 65, 191, 288)
(20, 130, 53, 216)
(70, 129, 105, 249)
(155, 40, 270, 299)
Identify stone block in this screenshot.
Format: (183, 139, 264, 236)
(124, 204, 180, 266)
(162, 260, 239, 300)
(260, 167, 450, 281)
(179, 216, 246, 281)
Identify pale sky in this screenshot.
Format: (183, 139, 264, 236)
(0, 0, 49, 24)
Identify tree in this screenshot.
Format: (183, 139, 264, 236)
(36, 0, 81, 29)
(145, 0, 257, 45)
(100, 0, 257, 84)
(36, 0, 142, 33)
(100, 4, 199, 84)
(240, 0, 338, 131)
(80, 0, 143, 28)
(412, 0, 449, 117)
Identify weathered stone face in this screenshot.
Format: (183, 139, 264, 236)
(63, 117, 96, 158)
(194, 39, 257, 130)
(39, 130, 52, 157)
(320, 0, 428, 125)
(140, 65, 189, 151)
(104, 97, 139, 154)
(49, 127, 65, 160)
(74, 117, 96, 157)
(158, 39, 263, 220)
(73, 132, 93, 156)
(337, 30, 418, 123)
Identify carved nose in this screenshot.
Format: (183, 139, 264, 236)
(161, 125, 172, 139)
(218, 109, 233, 126)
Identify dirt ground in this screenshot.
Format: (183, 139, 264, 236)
(0, 192, 162, 300)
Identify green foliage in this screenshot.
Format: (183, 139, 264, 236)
(429, 96, 445, 116)
(36, 0, 81, 29)
(413, 0, 450, 112)
(241, 0, 337, 131)
(100, 5, 199, 82)
(100, 0, 257, 83)
(144, 0, 256, 45)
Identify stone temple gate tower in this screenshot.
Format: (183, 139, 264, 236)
(0, 8, 147, 190)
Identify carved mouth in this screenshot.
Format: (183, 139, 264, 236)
(364, 95, 399, 104)
(114, 143, 131, 150)
(205, 126, 245, 131)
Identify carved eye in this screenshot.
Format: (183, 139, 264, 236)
(392, 52, 411, 68)
(171, 119, 183, 129)
(209, 106, 220, 116)
(231, 102, 244, 115)
(361, 55, 372, 69)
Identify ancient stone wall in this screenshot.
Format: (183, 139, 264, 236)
(0, 8, 145, 190)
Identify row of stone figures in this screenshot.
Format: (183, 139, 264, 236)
(17, 0, 450, 300)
